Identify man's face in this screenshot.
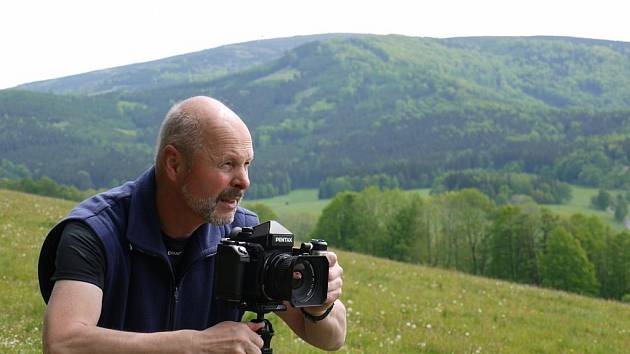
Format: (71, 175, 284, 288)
(181, 183, 244, 225)
(180, 122, 253, 225)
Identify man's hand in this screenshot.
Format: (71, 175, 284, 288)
(44, 280, 266, 354)
(276, 251, 347, 350)
(195, 321, 264, 354)
(303, 251, 343, 316)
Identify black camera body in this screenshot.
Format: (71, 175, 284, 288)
(214, 220, 329, 313)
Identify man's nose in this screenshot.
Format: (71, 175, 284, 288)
(231, 166, 250, 190)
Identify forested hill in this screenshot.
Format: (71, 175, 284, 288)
(3, 35, 630, 195)
(15, 34, 358, 95)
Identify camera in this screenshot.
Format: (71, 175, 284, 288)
(214, 220, 329, 313)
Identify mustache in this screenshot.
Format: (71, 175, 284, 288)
(218, 187, 245, 201)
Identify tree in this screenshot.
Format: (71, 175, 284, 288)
(565, 214, 610, 296)
(485, 205, 541, 284)
(386, 194, 428, 263)
(540, 226, 599, 296)
(75, 170, 93, 190)
(435, 189, 494, 274)
(614, 194, 628, 223)
(591, 189, 611, 211)
(601, 231, 630, 299)
(350, 187, 407, 257)
(311, 192, 361, 249)
(243, 203, 278, 223)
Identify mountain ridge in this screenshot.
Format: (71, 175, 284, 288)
(3, 34, 630, 195)
(15, 33, 362, 95)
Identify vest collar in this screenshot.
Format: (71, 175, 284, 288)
(126, 167, 222, 259)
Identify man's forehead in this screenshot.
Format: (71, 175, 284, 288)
(206, 143, 254, 160)
(194, 102, 253, 159)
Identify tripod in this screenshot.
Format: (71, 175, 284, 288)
(247, 302, 286, 354)
(252, 312, 275, 354)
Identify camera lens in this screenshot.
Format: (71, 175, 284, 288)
(263, 253, 293, 301)
(263, 253, 328, 307)
(292, 265, 304, 289)
(263, 254, 316, 302)
(291, 259, 316, 301)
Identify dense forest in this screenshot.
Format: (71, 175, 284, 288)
(2, 35, 630, 199)
(430, 170, 572, 204)
(312, 187, 630, 301)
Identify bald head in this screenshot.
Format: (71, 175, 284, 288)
(155, 96, 251, 166)
(179, 96, 242, 126)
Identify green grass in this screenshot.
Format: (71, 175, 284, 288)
(249, 189, 329, 216)
(545, 185, 624, 230)
(269, 252, 630, 353)
(248, 189, 330, 240)
(252, 68, 301, 84)
(3, 188, 630, 353)
(0, 190, 74, 352)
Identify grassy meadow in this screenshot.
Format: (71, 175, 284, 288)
(545, 185, 625, 230)
(2, 188, 630, 353)
(0, 190, 74, 352)
(246, 189, 329, 241)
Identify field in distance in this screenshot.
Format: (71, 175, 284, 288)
(250, 185, 625, 238)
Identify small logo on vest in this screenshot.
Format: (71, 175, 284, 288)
(167, 250, 183, 256)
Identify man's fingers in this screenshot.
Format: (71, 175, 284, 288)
(201, 321, 264, 352)
(326, 288, 342, 304)
(245, 322, 265, 349)
(328, 276, 343, 291)
(326, 252, 338, 266)
(326, 277, 343, 303)
(250, 334, 264, 351)
(329, 264, 343, 280)
(246, 321, 266, 333)
(325, 253, 343, 305)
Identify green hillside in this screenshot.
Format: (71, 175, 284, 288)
(2, 189, 629, 353)
(15, 34, 359, 95)
(188, 35, 630, 191)
(3, 35, 630, 194)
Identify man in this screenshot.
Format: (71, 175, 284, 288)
(38, 96, 346, 353)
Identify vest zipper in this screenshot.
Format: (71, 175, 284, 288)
(170, 285, 180, 330)
(130, 245, 178, 330)
(132, 244, 218, 330)
(168, 251, 216, 330)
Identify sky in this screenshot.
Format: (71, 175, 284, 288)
(1, 0, 629, 89)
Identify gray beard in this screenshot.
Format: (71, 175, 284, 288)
(181, 185, 237, 225)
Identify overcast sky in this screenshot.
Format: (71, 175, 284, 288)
(1, 0, 629, 89)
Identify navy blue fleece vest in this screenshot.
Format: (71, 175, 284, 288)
(38, 167, 259, 332)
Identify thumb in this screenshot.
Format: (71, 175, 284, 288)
(246, 321, 266, 332)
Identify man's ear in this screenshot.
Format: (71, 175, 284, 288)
(162, 145, 187, 182)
